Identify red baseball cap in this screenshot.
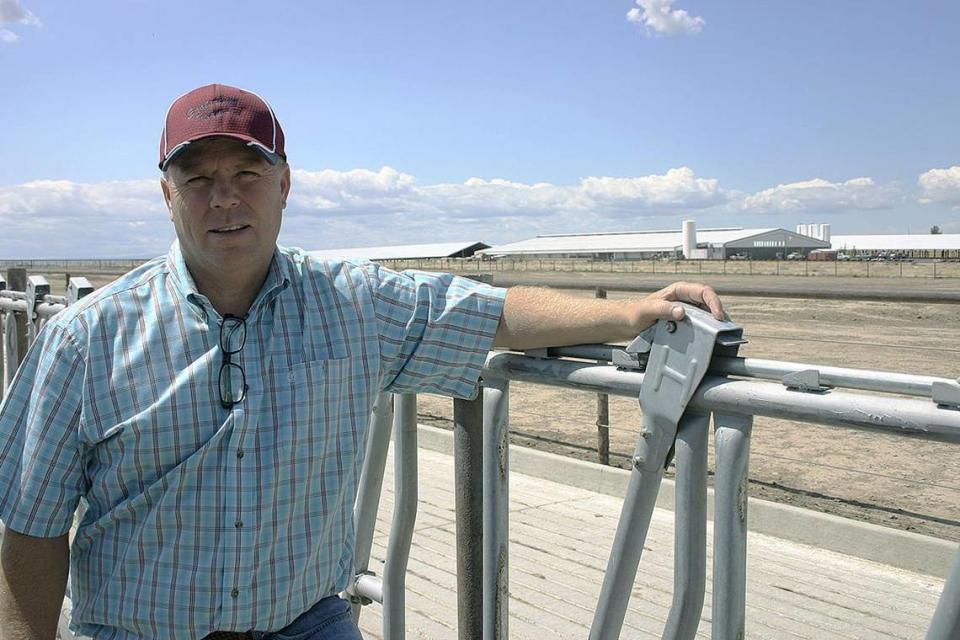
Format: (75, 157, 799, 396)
(159, 83, 286, 170)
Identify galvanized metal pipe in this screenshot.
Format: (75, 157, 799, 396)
(925, 547, 960, 640)
(483, 379, 510, 640)
(3, 310, 22, 393)
(383, 394, 418, 640)
(0, 299, 28, 313)
(354, 573, 383, 605)
(588, 434, 666, 638)
(662, 411, 709, 639)
(350, 393, 394, 623)
(711, 413, 753, 640)
(454, 395, 484, 640)
(482, 353, 960, 442)
(535, 345, 952, 398)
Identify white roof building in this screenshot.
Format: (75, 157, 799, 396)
(830, 234, 960, 252)
(482, 227, 829, 259)
(309, 241, 489, 261)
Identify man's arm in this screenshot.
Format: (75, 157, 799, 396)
(0, 528, 70, 640)
(494, 281, 724, 349)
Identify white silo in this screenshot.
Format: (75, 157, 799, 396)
(821, 223, 831, 244)
(682, 220, 697, 259)
(796, 224, 805, 235)
(798, 223, 809, 237)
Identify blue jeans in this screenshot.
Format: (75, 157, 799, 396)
(264, 597, 363, 640)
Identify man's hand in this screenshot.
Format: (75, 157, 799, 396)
(494, 281, 726, 350)
(625, 281, 725, 333)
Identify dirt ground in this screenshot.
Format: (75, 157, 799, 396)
(16, 271, 960, 543)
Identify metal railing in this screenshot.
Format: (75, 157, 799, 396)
(1, 271, 959, 639)
(346, 306, 960, 638)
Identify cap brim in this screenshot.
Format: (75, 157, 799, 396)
(159, 133, 282, 171)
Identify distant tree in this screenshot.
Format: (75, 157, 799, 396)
(930, 225, 942, 234)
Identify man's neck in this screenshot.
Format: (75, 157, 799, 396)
(187, 254, 273, 318)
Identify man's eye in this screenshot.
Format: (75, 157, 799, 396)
(186, 176, 211, 185)
(238, 171, 260, 178)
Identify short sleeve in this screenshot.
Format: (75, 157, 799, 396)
(370, 265, 506, 398)
(0, 323, 86, 537)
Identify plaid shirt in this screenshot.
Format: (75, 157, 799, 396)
(0, 242, 505, 639)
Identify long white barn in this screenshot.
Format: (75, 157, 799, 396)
(481, 227, 831, 260)
(482, 225, 960, 260)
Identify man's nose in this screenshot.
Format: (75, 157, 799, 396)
(209, 177, 240, 208)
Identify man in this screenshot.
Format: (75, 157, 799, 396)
(0, 84, 723, 639)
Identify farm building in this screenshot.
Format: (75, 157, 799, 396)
(829, 234, 960, 259)
(482, 222, 830, 261)
(308, 241, 490, 261)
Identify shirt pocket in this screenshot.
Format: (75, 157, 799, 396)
(278, 357, 359, 457)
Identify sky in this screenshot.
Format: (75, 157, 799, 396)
(1, 0, 959, 258)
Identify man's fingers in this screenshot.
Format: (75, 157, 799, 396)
(700, 286, 724, 320)
(645, 300, 685, 323)
(665, 282, 725, 320)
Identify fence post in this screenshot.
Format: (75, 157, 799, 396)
(454, 395, 484, 640)
(595, 288, 610, 466)
(483, 378, 510, 640)
(382, 394, 419, 639)
(7, 268, 28, 370)
(712, 413, 753, 640)
(925, 547, 960, 639)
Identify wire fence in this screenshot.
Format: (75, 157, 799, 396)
(383, 256, 960, 278)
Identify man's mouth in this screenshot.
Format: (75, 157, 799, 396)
(210, 224, 250, 234)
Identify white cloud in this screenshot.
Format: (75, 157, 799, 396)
(0, 167, 919, 257)
(917, 166, 960, 207)
(289, 166, 417, 212)
(579, 167, 723, 210)
(627, 0, 704, 36)
(0, 0, 39, 44)
(0, 0, 39, 25)
(740, 177, 901, 214)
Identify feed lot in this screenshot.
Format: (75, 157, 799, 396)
(17, 270, 960, 543)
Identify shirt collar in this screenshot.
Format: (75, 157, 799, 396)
(165, 241, 291, 319)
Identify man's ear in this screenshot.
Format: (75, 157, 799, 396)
(280, 163, 291, 209)
(160, 177, 174, 221)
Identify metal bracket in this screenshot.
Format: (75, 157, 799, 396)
(612, 326, 656, 370)
(782, 369, 833, 394)
(67, 277, 94, 305)
(25, 275, 50, 318)
(932, 380, 960, 410)
(638, 306, 745, 470)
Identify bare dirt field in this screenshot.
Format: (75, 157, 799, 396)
(17, 270, 960, 543)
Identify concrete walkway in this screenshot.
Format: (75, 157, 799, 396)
(357, 447, 946, 639)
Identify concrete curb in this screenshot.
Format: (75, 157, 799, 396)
(417, 423, 957, 579)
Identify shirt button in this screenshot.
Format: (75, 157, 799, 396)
(230, 588, 239, 598)
(235, 519, 244, 528)
(237, 449, 245, 459)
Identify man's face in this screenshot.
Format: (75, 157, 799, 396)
(161, 137, 291, 277)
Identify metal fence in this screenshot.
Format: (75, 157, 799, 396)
(380, 256, 960, 279)
(1, 271, 959, 639)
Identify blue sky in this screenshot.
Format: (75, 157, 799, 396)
(2, 0, 959, 257)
